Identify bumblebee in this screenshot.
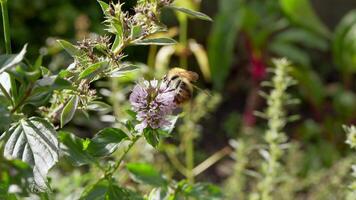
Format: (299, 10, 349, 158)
(163, 68, 199, 105)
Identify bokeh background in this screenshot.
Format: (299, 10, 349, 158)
(1, 0, 356, 199)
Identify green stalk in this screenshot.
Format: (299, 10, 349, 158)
(0, 82, 13, 106)
(1, 0, 11, 54)
(1, 0, 17, 101)
(185, 130, 194, 183)
(105, 135, 140, 177)
(179, 17, 188, 69)
(147, 45, 157, 69)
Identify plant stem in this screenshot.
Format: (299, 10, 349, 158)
(147, 45, 157, 69)
(193, 146, 231, 176)
(185, 130, 194, 183)
(0, 82, 13, 106)
(106, 135, 140, 177)
(1, 0, 17, 102)
(1, 0, 11, 54)
(10, 83, 33, 113)
(179, 18, 188, 68)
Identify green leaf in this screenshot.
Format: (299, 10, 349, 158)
(274, 28, 328, 50)
(291, 67, 325, 107)
(133, 38, 176, 46)
(57, 40, 80, 57)
(97, 0, 109, 14)
(178, 181, 223, 200)
(32, 75, 72, 95)
(87, 128, 128, 157)
(59, 131, 93, 166)
(279, 0, 330, 38)
(332, 10, 356, 73)
(1, 117, 59, 191)
(79, 61, 108, 80)
(131, 25, 143, 39)
(0, 44, 27, 74)
(269, 42, 310, 66)
(80, 179, 143, 200)
(143, 128, 160, 148)
(60, 95, 80, 128)
(109, 64, 139, 77)
(0, 105, 11, 130)
(126, 163, 167, 187)
(208, 0, 242, 90)
(111, 34, 122, 52)
(87, 101, 112, 113)
(168, 6, 212, 21)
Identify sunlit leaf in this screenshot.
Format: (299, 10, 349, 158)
(126, 163, 167, 187)
(133, 38, 176, 46)
(168, 6, 212, 21)
(87, 101, 112, 113)
(97, 0, 109, 14)
(189, 40, 211, 81)
(60, 95, 80, 128)
(57, 40, 80, 57)
(0, 44, 27, 74)
(109, 64, 139, 77)
(79, 61, 108, 80)
(1, 117, 59, 191)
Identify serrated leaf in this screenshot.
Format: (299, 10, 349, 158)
(80, 179, 143, 200)
(59, 131, 93, 166)
(79, 61, 108, 80)
(57, 40, 80, 57)
(133, 38, 176, 46)
(168, 6, 212, 21)
(61, 95, 79, 128)
(126, 163, 167, 187)
(1, 117, 59, 191)
(0, 44, 27, 74)
(87, 128, 128, 157)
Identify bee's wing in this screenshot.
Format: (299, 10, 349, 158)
(184, 71, 199, 82)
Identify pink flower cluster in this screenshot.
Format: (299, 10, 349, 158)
(129, 80, 176, 133)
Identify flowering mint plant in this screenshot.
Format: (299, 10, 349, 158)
(0, 0, 220, 198)
(130, 80, 176, 133)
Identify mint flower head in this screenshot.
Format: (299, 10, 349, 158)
(129, 80, 176, 133)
